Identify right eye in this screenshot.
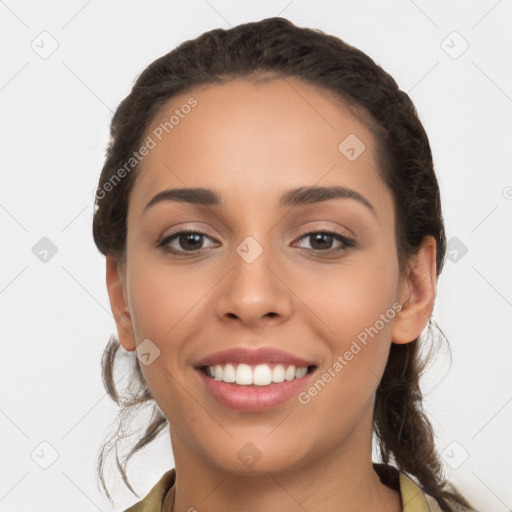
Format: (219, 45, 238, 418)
(158, 230, 219, 255)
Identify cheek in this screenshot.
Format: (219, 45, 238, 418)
(295, 246, 399, 403)
(126, 255, 212, 342)
(124, 256, 219, 394)
(295, 266, 398, 441)
(124, 262, 207, 416)
(298, 244, 400, 346)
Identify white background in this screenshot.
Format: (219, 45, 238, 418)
(1, 1, 511, 511)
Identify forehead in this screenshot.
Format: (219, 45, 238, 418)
(129, 77, 391, 219)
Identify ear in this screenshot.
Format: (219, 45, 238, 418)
(106, 254, 136, 351)
(391, 235, 437, 345)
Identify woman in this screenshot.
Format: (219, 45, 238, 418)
(93, 17, 476, 512)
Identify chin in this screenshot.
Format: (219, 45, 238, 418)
(201, 441, 309, 477)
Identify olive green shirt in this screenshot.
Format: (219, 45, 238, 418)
(123, 464, 471, 511)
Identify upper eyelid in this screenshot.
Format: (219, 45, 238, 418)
(160, 219, 354, 238)
(160, 226, 353, 238)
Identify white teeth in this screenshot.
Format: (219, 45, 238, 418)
(253, 364, 272, 386)
(285, 365, 296, 381)
(206, 363, 310, 386)
(236, 363, 253, 385)
(223, 363, 236, 383)
(272, 364, 285, 383)
(295, 367, 307, 378)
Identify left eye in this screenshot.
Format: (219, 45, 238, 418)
(294, 231, 355, 252)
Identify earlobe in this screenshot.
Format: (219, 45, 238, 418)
(105, 254, 137, 351)
(391, 236, 437, 345)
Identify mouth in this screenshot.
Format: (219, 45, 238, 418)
(192, 346, 319, 411)
(197, 363, 318, 386)
(195, 363, 318, 412)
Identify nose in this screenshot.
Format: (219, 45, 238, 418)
(214, 238, 294, 328)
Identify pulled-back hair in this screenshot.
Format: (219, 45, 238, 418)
(93, 17, 472, 511)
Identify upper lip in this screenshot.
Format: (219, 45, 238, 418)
(193, 347, 316, 368)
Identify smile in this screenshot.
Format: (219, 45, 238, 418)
(193, 346, 318, 411)
(201, 363, 315, 386)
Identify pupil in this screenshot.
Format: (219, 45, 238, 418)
(181, 233, 202, 250)
(312, 233, 332, 250)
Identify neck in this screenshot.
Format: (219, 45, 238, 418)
(165, 415, 401, 512)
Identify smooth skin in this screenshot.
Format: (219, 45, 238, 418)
(106, 77, 437, 512)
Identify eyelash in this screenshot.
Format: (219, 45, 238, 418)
(157, 229, 356, 256)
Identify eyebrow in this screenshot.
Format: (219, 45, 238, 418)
(144, 185, 376, 216)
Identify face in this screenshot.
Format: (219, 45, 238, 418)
(111, 77, 418, 475)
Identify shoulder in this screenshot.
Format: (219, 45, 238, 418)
(399, 471, 478, 512)
(374, 463, 476, 512)
(423, 491, 479, 512)
(123, 469, 176, 512)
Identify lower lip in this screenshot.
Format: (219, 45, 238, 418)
(196, 368, 315, 412)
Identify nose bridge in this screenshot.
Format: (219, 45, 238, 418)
(214, 232, 293, 325)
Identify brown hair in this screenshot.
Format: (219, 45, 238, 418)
(93, 17, 472, 510)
